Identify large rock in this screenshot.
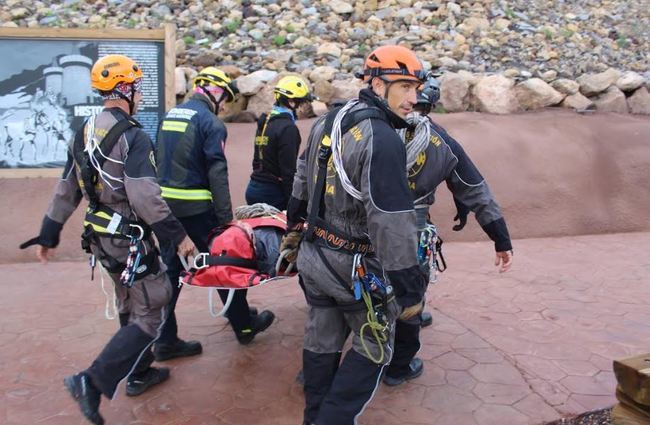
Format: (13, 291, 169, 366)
(515, 78, 564, 110)
(236, 70, 278, 96)
(330, 0, 353, 14)
(222, 93, 248, 120)
(471, 75, 520, 114)
(439, 72, 470, 112)
(616, 71, 646, 92)
(313, 80, 336, 104)
(627, 87, 650, 115)
(561, 92, 594, 111)
(311, 100, 329, 117)
(309, 66, 338, 83)
(220, 65, 244, 79)
(331, 78, 365, 102)
(551, 78, 580, 95)
(174, 67, 187, 96)
(577, 68, 621, 96)
(593, 86, 628, 113)
(317, 43, 342, 58)
(245, 84, 275, 118)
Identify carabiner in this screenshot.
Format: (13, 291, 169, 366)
(128, 224, 145, 240)
(193, 253, 209, 269)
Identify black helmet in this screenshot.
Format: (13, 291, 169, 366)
(416, 75, 440, 108)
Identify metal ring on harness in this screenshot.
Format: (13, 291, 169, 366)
(274, 248, 296, 276)
(208, 287, 235, 318)
(193, 253, 209, 269)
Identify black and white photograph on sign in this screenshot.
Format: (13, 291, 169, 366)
(0, 38, 165, 168)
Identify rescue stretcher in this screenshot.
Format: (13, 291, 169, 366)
(178, 206, 297, 318)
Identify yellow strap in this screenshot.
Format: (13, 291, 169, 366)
(161, 186, 212, 201)
(161, 120, 189, 132)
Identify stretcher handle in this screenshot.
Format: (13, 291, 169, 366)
(209, 288, 235, 318)
(275, 249, 296, 276)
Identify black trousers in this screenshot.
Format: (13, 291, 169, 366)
(386, 317, 421, 378)
(159, 209, 252, 344)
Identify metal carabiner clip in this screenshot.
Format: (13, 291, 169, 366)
(193, 253, 209, 269)
(128, 224, 145, 240)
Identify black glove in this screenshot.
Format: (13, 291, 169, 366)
(20, 216, 63, 249)
(452, 197, 470, 231)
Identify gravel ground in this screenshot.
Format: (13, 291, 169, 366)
(546, 408, 612, 425)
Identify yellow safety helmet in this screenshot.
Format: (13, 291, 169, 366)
(274, 76, 313, 102)
(91, 55, 143, 92)
(193, 67, 238, 102)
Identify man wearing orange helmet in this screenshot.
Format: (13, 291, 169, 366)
(21, 55, 195, 425)
(282, 45, 428, 424)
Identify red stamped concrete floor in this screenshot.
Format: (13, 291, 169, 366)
(2, 232, 649, 425)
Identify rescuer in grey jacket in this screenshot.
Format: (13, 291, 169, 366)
(383, 75, 514, 387)
(282, 45, 428, 425)
(21, 55, 195, 425)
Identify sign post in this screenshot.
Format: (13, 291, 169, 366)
(0, 24, 175, 175)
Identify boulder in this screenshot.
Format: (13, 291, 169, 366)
(551, 78, 580, 95)
(174, 67, 187, 96)
(577, 68, 621, 96)
(627, 87, 650, 115)
(331, 78, 365, 102)
(439, 72, 470, 112)
(515, 78, 564, 110)
(236, 70, 278, 96)
(616, 71, 646, 92)
(313, 80, 336, 104)
(317, 43, 342, 58)
(309, 66, 338, 83)
(471, 75, 520, 114)
(593, 86, 628, 113)
(561, 92, 594, 111)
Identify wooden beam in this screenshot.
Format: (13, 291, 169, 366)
(0, 27, 165, 40)
(163, 23, 177, 111)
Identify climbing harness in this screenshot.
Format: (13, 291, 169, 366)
(119, 225, 146, 288)
(352, 253, 393, 364)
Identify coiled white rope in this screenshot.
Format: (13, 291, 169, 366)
(330, 99, 364, 201)
(234, 203, 281, 219)
(399, 113, 431, 170)
(84, 114, 125, 192)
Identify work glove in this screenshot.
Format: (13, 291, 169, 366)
(20, 216, 63, 249)
(452, 197, 470, 231)
(279, 230, 302, 263)
(399, 299, 425, 321)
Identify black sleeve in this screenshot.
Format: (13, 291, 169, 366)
(277, 124, 302, 198)
(286, 195, 308, 231)
(481, 217, 512, 252)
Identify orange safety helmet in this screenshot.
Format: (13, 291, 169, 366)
(91, 55, 143, 92)
(361, 45, 426, 83)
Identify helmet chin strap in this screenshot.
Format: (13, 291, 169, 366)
(199, 85, 227, 115)
(116, 88, 136, 115)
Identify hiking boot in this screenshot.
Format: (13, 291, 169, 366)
(420, 311, 433, 328)
(154, 339, 202, 362)
(225, 306, 258, 320)
(383, 358, 424, 387)
(126, 367, 170, 397)
(236, 310, 275, 345)
(63, 372, 104, 425)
